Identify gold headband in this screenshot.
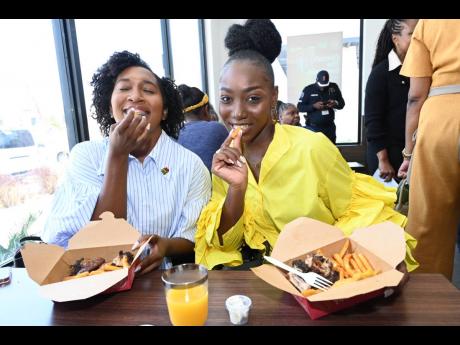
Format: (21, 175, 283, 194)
(183, 94, 209, 113)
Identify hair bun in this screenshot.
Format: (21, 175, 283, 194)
(225, 19, 282, 63)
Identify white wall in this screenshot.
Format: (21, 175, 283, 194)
(204, 19, 387, 117)
(361, 19, 386, 114)
(204, 19, 245, 111)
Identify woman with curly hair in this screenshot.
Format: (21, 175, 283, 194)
(194, 20, 417, 277)
(43, 51, 211, 273)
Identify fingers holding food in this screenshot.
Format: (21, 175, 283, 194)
(229, 126, 242, 149)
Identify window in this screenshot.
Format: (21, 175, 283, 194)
(271, 19, 361, 144)
(75, 19, 165, 139)
(0, 19, 69, 264)
(169, 19, 205, 90)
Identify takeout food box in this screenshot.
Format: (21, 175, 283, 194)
(251, 217, 406, 320)
(21, 212, 150, 302)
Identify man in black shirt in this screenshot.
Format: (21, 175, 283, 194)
(297, 70, 345, 144)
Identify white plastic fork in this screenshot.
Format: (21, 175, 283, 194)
(263, 255, 333, 292)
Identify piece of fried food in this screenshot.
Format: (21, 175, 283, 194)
(70, 257, 106, 276)
(111, 251, 134, 268)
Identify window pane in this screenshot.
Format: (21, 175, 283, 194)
(272, 19, 361, 144)
(75, 19, 165, 139)
(0, 19, 69, 264)
(169, 19, 203, 90)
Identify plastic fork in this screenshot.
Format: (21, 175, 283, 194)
(263, 255, 333, 291)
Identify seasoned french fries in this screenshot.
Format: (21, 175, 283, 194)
(301, 288, 320, 297)
(63, 271, 90, 281)
(332, 247, 379, 287)
(352, 253, 366, 273)
(358, 253, 374, 272)
(339, 239, 350, 258)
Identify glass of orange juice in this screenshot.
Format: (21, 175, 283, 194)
(161, 263, 208, 326)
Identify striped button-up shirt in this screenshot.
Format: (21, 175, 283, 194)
(42, 130, 211, 268)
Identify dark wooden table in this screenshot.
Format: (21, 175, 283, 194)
(1, 268, 460, 325)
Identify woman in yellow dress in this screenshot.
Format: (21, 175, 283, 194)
(195, 19, 417, 273)
(398, 19, 460, 279)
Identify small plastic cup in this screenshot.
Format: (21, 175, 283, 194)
(225, 295, 252, 325)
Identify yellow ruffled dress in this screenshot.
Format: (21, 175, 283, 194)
(195, 124, 418, 271)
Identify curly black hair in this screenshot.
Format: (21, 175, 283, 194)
(223, 19, 282, 86)
(90, 50, 184, 139)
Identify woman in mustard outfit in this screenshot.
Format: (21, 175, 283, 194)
(398, 19, 460, 279)
(195, 19, 417, 272)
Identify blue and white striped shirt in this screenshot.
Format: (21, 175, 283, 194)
(42, 131, 211, 268)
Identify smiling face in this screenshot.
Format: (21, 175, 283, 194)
(219, 61, 278, 145)
(110, 66, 165, 137)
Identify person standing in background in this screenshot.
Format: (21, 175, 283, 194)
(177, 84, 229, 171)
(297, 70, 345, 144)
(365, 19, 418, 181)
(398, 19, 460, 280)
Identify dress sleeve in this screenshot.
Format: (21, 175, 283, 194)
(400, 20, 433, 77)
(317, 140, 419, 272)
(41, 143, 101, 248)
(195, 175, 257, 269)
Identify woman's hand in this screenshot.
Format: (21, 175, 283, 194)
(132, 235, 167, 275)
(397, 159, 410, 179)
(378, 159, 395, 182)
(211, 128, 247, 189)
(108, 109, 151, 157)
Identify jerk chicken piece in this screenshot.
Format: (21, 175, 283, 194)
(288, 254, 339, 293)
(70, 257, 106, 275)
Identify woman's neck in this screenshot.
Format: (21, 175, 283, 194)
(131, 127, 162, 163)
(244, 121, 275, 157)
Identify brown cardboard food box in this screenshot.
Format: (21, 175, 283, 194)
(251, 217, 406, 319)
(20, 212, 151, 302)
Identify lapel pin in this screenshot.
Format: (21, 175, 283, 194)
(161, 167, 170, 175)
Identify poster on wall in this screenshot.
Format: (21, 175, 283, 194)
(287, 32, 343, 103)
